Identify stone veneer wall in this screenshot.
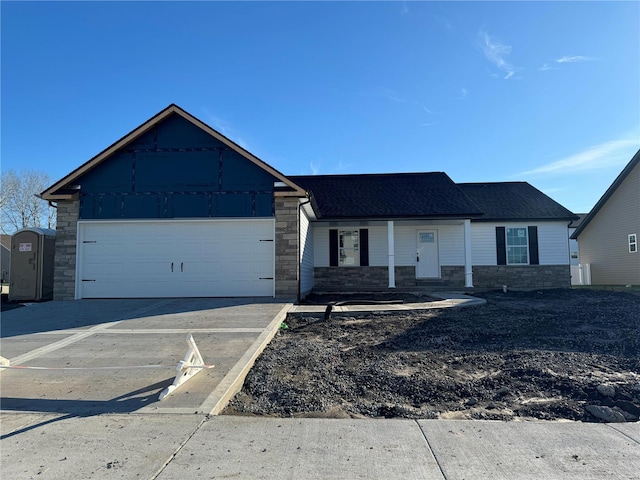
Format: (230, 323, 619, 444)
(313, 266, 466, 290)
(313, 265, 569, 290)
(53, 199, 79, 300)
(274, 197, 300, 298)
(472, 265, 571, 289)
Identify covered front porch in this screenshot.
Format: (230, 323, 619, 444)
(309, 218, 474, 292)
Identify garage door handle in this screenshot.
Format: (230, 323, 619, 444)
(171, 262, 174, 272)
(181, 262, 183, 272)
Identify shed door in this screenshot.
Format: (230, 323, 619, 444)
(77, 220, 274, 298)
(10, 231, 40, 300)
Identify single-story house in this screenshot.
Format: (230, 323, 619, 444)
(41, 104, 578, 301)
(571, 149, 640, 286)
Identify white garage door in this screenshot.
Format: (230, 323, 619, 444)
(77, 220, 275, 299)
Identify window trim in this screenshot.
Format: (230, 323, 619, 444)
(505, 226, 529, 265)
(629, 233, 638, 253)
(338, 229, 360, 267)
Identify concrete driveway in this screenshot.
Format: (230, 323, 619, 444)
(1, 298, 290, 416)
(2, 298, 639, 479)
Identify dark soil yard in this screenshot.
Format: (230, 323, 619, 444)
(224, 288, 640, 422)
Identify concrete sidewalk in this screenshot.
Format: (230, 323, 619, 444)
(2, 414, 638, 479)
(289, 291, 486, 315)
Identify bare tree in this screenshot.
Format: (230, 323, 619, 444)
(1, 169, 56, 234)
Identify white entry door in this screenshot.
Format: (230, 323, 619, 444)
(77, 219, 275, 298)
(416, 230, 440, 278)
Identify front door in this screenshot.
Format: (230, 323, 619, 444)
(416, 230, 439, 278)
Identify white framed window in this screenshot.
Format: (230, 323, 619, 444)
(506, 227, 529, 265)
(629, 234, 637, 253)
(339, 230, 359, 266)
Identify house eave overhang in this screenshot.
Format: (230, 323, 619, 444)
(311, 212, 484, 222)
(41, 104, 307, 200)
(471, 216, 579, 223)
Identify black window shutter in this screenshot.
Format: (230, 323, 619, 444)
(329, 229, 338, 267)
(528, 226, 539, 265)
(496, 227, 506, 265)
(359, 228, 369, 266)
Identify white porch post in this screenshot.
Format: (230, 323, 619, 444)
(464, 219, 473, 288)
(388, 220, 396, 288)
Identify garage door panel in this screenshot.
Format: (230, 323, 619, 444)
(78, 220, 274, 298)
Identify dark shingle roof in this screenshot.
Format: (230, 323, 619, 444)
(457, 182, 577, 221)
(289, 173, 483, 219)
(569, 214, 589, 229)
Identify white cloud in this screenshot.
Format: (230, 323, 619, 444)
(336, 158, 352, 171)
(556, 55, 595, 64)
(538, 63, 554, 71)
(460, 88, 468, 99)
(309, 161, 320, 175)
(477, 30, 517, 80)
(419, 103, 436, 114)
(519, 137, 639, 177)
(201, 107, 251, 150)
(372, 86, 406, 103)
(421, 121, 439, 127)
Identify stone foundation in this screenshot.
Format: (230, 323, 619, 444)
(53, 199, 79, 301)
(472, 265, 571, 289)
(313, 266, 466, 290)
(313, 264, 570, 291)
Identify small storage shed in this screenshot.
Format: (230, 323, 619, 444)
(9, 228, 56, 302)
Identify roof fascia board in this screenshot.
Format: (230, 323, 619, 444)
(42, 104, 306, 200)
(313, 214, 483, 222)
(572, 149, 640, 238)
(41, 106, 177, 200)
(472, 217, 578, 223)
(41, 193, 79, 201)
(274, 190, 307, 197)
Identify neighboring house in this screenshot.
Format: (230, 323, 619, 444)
(571, 150, 640, 286)
(41, 104, 578, 301)
(1, 235, 10, 284)
(568, 214, 588, 266)
(568, 214, 588, 285)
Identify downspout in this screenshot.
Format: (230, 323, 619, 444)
(297, 198, 311, 304)
(567, 219, 574, 286)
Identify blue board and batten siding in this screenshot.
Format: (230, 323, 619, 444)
(78, 114, 278, 219)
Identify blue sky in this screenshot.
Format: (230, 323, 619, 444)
(2, 1, 639, 214)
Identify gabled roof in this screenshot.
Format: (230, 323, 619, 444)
(457, 182, 578, 222)
(41, 104, 306, 200)
(289, 172, 484, 219)
(571, 149, 640, 239)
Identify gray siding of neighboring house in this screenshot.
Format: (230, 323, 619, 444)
(1, 245, 10, 283)
(578, 163, 640, 285)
